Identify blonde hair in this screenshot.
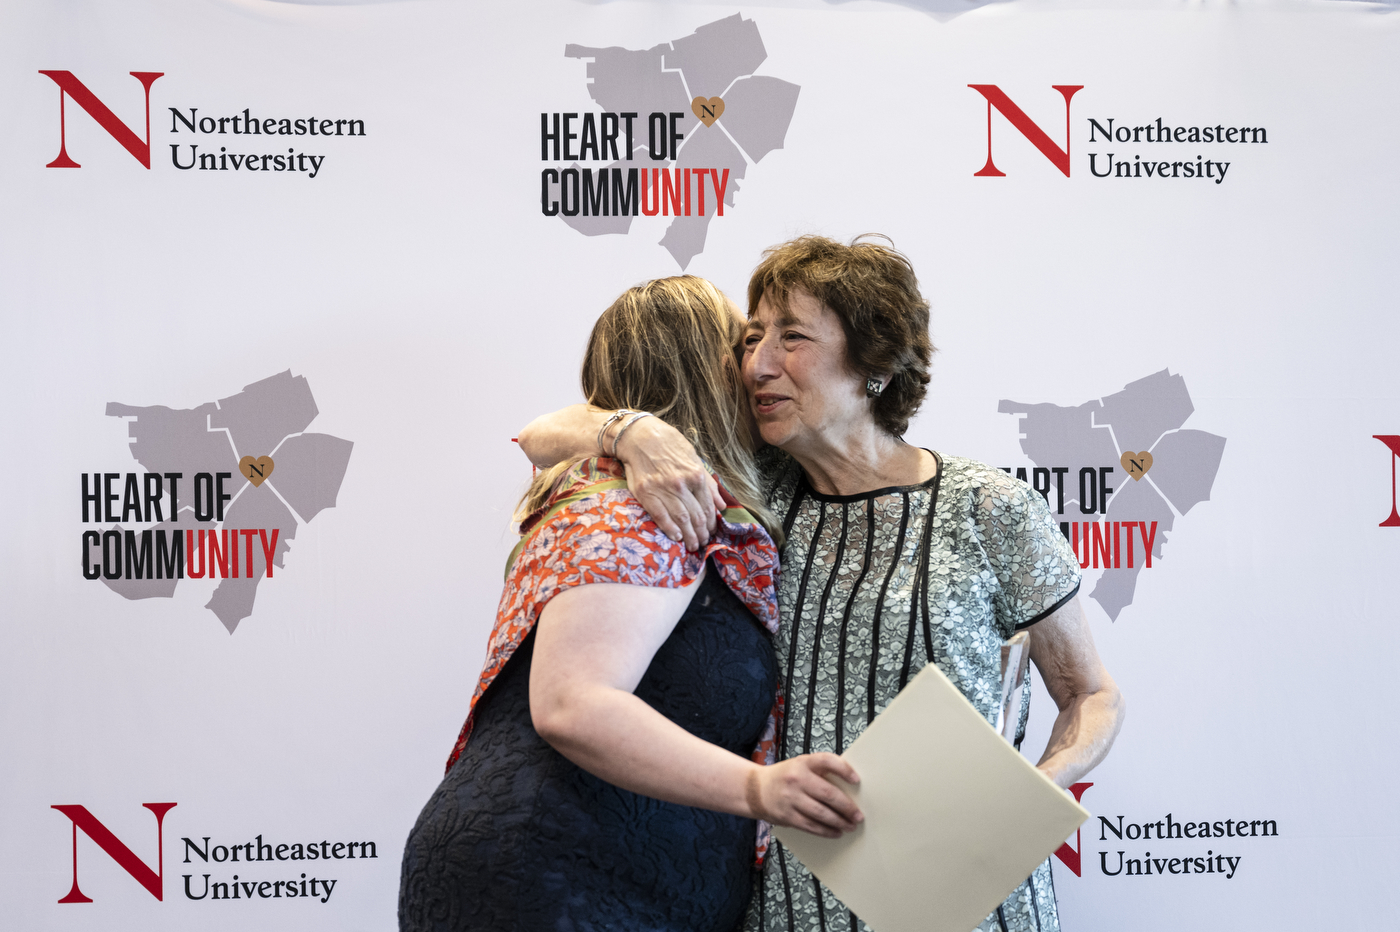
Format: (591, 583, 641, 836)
(518, 275, 781, 543)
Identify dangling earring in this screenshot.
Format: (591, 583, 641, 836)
(865, 377, 884, 398)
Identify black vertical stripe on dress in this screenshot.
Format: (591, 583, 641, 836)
(899, 488, 939, 690)
(803, 501, 849, 756)
(784, 495, 824, 761)
(757, 867, 766, 932)
(996, 904, 1011, 932)
(918, 473, 943, 665)
(897, 497, 927, 690)
(866, 491, 910, 724)
(918, 506, 935, 665)
(835, 501, 877, 753)
(780, 475, 803, 542)
(777, 842, 796, 932)
(1027, 876, 1044, 932)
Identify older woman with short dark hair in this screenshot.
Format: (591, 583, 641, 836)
(747, 234, 934, 438)
(520, 236, 1124, 932)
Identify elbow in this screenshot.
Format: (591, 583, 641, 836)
(1092, 676, 1127, 750)
(516, 420, 549, 467)
(529, 689, 579, 751)
(529, 699, 564, 746)
(1108, 681, 1127, 737)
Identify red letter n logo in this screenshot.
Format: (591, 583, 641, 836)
(51, 803, 177, 902)
(1375, 436, 1400, 527)
(1052, 782, 1093, 876)
(37, 71, 164, 168)
(968, 84, 1083, 178)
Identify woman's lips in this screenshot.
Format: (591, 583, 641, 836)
(753, 394, 789, 415)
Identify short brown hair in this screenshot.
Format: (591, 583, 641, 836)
(747, 235, 934, 437)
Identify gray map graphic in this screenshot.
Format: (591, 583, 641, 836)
(562, 14, 800, 268)
(103, 371, 353, 633)
(998, 369, 1226, 621)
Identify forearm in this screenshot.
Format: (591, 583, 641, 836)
(535, 684, 759, 818)
(517, 403, 719, 546)
(516, 404, 609, 467)
(1035, 679, 1125, 788)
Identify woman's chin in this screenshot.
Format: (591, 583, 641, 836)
(757, 420, 797, 450)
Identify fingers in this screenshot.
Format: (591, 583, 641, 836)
(755, 757, 864, 838)
(801, 758, 863, 826)
(673, 503, 700, 552)
(808, 752, 861, 786)
(784, 793, 856, 838)
(700, 476, 719, 538)
(709, 477, 726, 516)
(636, 486, 708, 550)
(615, 419, 716, 551)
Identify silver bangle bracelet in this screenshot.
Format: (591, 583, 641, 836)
(596, 409, 632, 455)
(611, 411, 654, 457)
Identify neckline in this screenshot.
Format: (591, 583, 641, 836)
(796, 450, 943, 504)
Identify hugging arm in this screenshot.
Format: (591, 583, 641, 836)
(517, 404, 722, 550)
(1028, 596, 1126, 788)
(529, 572, 863, 838)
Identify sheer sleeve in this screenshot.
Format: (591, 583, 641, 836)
(972, 466, 1082, 636)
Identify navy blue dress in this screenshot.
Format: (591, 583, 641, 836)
(399, 569, 778, 932)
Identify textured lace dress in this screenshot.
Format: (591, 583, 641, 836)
(399, 458, 781, 932)
(747, 451, 1081, 932)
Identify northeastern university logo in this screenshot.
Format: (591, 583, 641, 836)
(969, 84, 1268, 184)
(51, 801, 379, 906)
(541, 14, 800, 269)
(38, 70, 364, 178)
(81, 371, 352, 632)
(1050, 784, 1282, 882)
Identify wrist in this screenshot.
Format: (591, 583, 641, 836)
(612, 412, 665, 462)
(744, 765, 766, 821)
(595, 409, 636, 456)
(609, 411, 654, 457)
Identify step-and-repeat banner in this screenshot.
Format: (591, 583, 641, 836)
(3, 0, 1396, 929)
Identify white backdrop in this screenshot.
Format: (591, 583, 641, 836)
(3, 1, 1397, 929)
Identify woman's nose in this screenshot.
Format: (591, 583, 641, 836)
(746, 337, 781, 381)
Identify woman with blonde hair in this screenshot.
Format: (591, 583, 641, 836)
(398, 276, 862, 932)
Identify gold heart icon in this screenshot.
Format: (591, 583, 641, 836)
(239, 455, 275, 487)
(1120, 451, 1153, 481)
(691, 96, 725, 127)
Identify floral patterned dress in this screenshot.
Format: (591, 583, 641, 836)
(399, 458, 781, 932)
(747, 451, 1082, 932)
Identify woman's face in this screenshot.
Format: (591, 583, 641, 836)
(741, 288, 869, 455)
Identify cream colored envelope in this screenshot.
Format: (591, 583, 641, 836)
(773, 663, 1089, 932)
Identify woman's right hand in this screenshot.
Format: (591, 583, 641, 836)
(746, 754, 864, 838)
(615, 415, 725, 550)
